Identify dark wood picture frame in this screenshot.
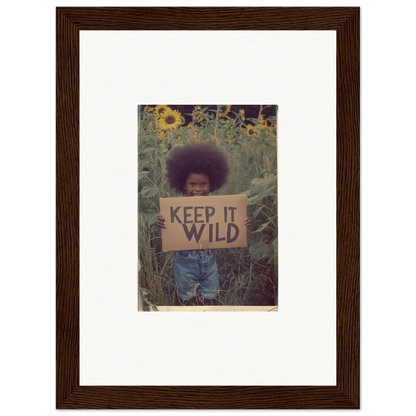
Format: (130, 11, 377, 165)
(56, 7, 359, 409)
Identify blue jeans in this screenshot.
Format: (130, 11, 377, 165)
(175, 250, 219, 300)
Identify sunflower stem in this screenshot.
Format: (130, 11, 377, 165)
(258, 104, 263, 120)
(213, 105, 219, 142)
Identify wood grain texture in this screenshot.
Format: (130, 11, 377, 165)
(56, 6, 80, 409)
(56, 7, 360, 409)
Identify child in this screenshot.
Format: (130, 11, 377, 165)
(157, 142, 251, 306)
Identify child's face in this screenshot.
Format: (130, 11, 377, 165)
(184, 173, 211, 197)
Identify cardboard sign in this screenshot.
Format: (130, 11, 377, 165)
(159, 195, 247, 251)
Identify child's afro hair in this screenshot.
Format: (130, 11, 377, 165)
(166, 142, 230, 194)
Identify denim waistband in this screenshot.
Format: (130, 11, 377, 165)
(177, 249, 216, 258)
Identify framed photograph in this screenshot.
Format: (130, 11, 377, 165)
(57, 7, 359, 409)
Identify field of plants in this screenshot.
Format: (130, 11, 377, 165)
(138, 104, 278, 308)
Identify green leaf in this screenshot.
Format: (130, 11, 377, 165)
(272, 237, 278, 252)
(273, 238, 278, 275)
(252, 222, 270, 233)
(250, 175, 277, 194)
(141, 186, 159, 198)
(250, 176, 277, 196)
(248, 239, 269, 260)
(251, 177, 267, 186)
(138, 171, 150, 179)
(141, 147, 155, 153)
(247, 194, 263, 205)
(252, 206, 263, 219)
(144, 210, 159, 226)
(139, 159, 151, 169)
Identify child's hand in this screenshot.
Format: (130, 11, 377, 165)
(244, 217, 251, 227)
(156, 214, 166, 228)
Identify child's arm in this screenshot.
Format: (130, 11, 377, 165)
(244, 217, 251, 227)
(156, 214, 166, 228)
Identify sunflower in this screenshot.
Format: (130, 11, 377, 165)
(192, 106, 202, 118)
(239, 109, 245, 121)
(224, 105, 231, 115)
(247, 124, 256, 136)
(257, 115, 268, 129)
(159, 108, 182, 131)
(155, 105, 170, 117)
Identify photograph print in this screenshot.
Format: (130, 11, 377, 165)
(138, 104, 278, 310)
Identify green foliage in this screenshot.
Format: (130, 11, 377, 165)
(138, 105, 278, 306)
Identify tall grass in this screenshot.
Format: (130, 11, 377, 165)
(138, 105, 277, 307)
